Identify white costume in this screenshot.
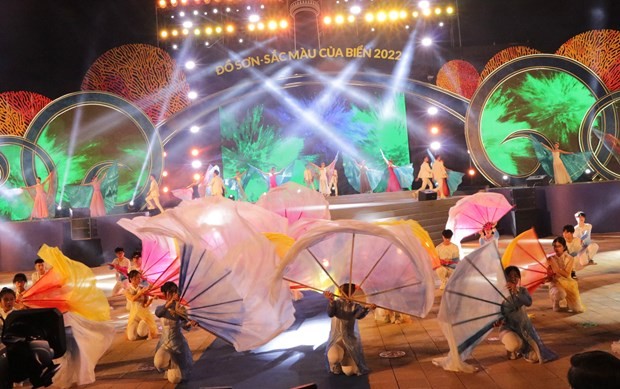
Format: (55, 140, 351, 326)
(435, 242, 460, 290)
(146, 178, 165, 213)
(432, 160, 448, 198)
(417, 161, 433, 191)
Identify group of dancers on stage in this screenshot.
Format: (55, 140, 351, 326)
(1, 195, 612, 388)
(14, 137, 591, 221)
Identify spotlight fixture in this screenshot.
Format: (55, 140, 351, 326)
(430, 141, 441, 150)
(427, 106, 438, 115)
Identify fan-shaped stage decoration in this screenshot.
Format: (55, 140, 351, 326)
(480, 46, 542, 80)
(0, 91, 51, 136)
(501, 228, 549, 293)
(255, 182, 331, 224)
(81, 44, 190, 125)
(436, 60, 480, 99)
(134, 196, 296, 351)
(273, 220, 435, 318)
(445, 192, 513, 246)
(556, 29, 620, 91)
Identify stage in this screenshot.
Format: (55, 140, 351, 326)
(1, 179, 618, 272)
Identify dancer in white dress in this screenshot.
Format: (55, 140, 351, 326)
(542, 142, 573, 184)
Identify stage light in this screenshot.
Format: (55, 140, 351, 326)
(129, 200, 135, 206)
(430, 126, 439, 134)
(399, 10, 408, 19)
(502, 175, 509, 181)
(183, 20, 193, 28)
(388, 10, 399, 20)
(246, 5, 251, 10)
(376, 11, 387, 22)
(430, 141, 441, 150)
(468, 168, 476, 176)
(249, 14, 260, 23)
(163, 151, 168, 157)
(159, 0, 166, 8)
(268, 20, 277, 30)
(205, 27, 213, 35)
(193, 10, 198, 15)
(179, 11, 185, 17)
(194, 28, 201, 35)
(215, 26, 222, 34)
(185, 60, 196, 70)
(585, 168, 592, 174)
(171, 29, 179, 36)
(419, 1, 430, 9)
(260, 4, 264, 9)
(188, 91, 198, 99)
(323, 16, 332, 25)
(405, 25, 410, 29)
(435, 7, 442, 15)
(191, 160, 202, 169)
(422, 8, 431, 16)
(279, 20, 289, 28)
(365, 13, 374, 22)
(56, 205, 62, 211)
(421, 37, 433, 46)
(427, 106, 438, 115)
(439, 21, 444, 27)
(193, 173, 200, 180)
(225, 7, 231, 12)
(190, 125, 200, 133)
(163, 186, 169, 193)
(160, 30, 168, 39)
(172, 44, 178, 50)
(204, 41, 209, 46)
(213, 8, 218, 14)
(182, 28, 189, 35)
(446, 6, 454, 14)
(412, 11, 419, 18)
(191, 148, 199, 156)
(335, 15, 344, 24)
(350, 5, 361, 14)
(239, 38, 244, 43)
(180, 0, 187, 4)
(162, 170, 169, 177)
(248, 23, 256, 31)
(226, 24, 235, 33)
(257, 22, 265, 30)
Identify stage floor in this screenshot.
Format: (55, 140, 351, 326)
(1, 233, 619, 388)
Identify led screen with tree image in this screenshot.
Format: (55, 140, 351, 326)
(480, 69, 596, 178)
(219, 89, 410, 201)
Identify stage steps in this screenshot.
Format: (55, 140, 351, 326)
(326, 192, 461, 243)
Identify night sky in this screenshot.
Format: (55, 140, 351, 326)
(0, 0, 618, 99)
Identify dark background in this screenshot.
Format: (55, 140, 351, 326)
(1, 0, 619, 99)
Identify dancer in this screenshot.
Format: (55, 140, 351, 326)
(357, 160, 372, 193)
(547, 237, 584, 313)
(303, 163, 316, 190)
(110, 247, 130, 296)
(415, 156, 433, 198)
(324, 284, 375, 376)
(380, 149, 414, 192)
(85, 174, 106, 217)
(187, 175, 201, 199)
(563, 225, 597, 275)
(12, 273, 27, 304)
(309, 153, 339, 196)
(499, 266, 557, 363)
(380, 150, 403, 192)
(435, 229, 460, 290)
(124, 270, 158, 340)
(542, 142, 573, 184)
(129, 251, 142, 272)
(0, 287, 15, 325)
(330, 169, 339, 196)
(574, 211, 593, 244)
(432, 155, 448, 198)
(154, 281, 196, 384)
(208, 170, 224, 197)
(479, 223, 500, 247)
(146, 174, 165, 214)
(23, 174, 53, 220)
(31, 258, 47, 284)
